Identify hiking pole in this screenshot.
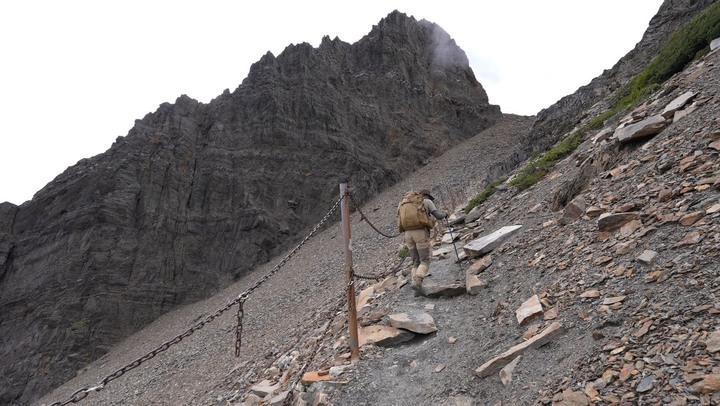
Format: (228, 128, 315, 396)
(445, 218, 462, 265)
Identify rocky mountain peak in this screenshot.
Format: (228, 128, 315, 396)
(0, 10, 500, 406)
(8, 1, 720, 405)
(364, 10, 471, 71)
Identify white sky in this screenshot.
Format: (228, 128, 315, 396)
(0, 0, 664, 205)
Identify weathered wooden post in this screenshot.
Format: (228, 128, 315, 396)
(339, 183, 360, 361)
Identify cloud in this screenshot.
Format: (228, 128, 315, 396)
(425, 22, 469, 69)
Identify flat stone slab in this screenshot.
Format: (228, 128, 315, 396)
(662, 91, 696, 118)
(300, 372, 332, 385)
(475, 322, 565, 378)
(356, 286, 374, 309)
(371, 275, 397, 292)
(637, 249, 658, 264)
(447, 215, 466, 226)
(598, 212, 640, 232)
(711, 37, 720, 51)
(553, 389, 590, 405)
(388, 312, 437, 334)
(418, 256, 467, 298)
(268, 391, 290, 405)
(432, 246, 455, 258)
(442, 232, 460, 244)
(467, 255, 493, 275)
(704, 331, 720, 353)
(516, 294, 544, 325)
(359, 325, 415, 347)
(463, 225, 522, 258)
(466, 274, 485, 295)
(559, 195, 586, 225)
(500, 355, 521, 386)
(693, 374, 720, 395)
(614, 115, 666, 142)
(421, 281, 466, 298)
(249, 379, 280, 398)
(592, 127, 613, 144)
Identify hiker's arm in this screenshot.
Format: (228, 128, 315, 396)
(425, 199, 447, 220)
(430, 209, 447, 220)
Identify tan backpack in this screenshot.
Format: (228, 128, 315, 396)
(397, 191, 436, 232)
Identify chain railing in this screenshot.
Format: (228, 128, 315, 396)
(49, 188, 415, 406)
(282, 291, 347, 406)
(346, 190, 410, 281)
(352, 256, 407, 280)
(47, 196, 343, 406)
(348, 193, 401, 239)
(279, 188, 409, 404)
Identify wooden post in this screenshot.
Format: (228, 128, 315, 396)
(340, 183, 360, 361)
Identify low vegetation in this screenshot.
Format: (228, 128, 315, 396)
(586, 4, 720, 133)
(509, 131, 584, 192)
(464, 3, 720, 211)
(616, 1, 720, 111)
(463, 178, 506, 214)
(586, 107, 620, 131)
(397, 245, 408, 258)
(515, 3, 720, 190)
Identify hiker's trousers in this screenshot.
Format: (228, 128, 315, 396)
(404, 228, 431, 277)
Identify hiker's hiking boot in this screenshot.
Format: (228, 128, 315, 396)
(410, 276, 424, 295)
(416, 264, 429, 279)
(410, 264, 429, 296)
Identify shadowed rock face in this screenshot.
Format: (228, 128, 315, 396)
(0, 10, 500, 405)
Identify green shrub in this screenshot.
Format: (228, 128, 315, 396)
(398, 245, 409, 258)
(586, 107, 621, 131)
(464, 178, 507, 214)
(509, 131, 583, 192)
(508, 168, 540, 192)
(538, 132, 583, 166)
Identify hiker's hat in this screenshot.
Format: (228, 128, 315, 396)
(419, 189, 435, 201)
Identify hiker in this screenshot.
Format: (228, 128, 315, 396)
(397, 189, 447, 292)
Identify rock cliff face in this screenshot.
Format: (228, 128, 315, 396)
(527, 0, 717, 153)
(0, 11, 500, 405)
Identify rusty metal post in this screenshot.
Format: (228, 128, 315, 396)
(340, 183, 360, 361)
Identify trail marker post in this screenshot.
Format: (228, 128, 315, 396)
(340, 183, 360, 361)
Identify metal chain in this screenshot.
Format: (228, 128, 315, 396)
(347, 192, 401, 239)
(48, 196, 343, 406)
(280, 192, 403, 404)
(48, 298, 237, 406)
(282, 292, 347, 406)
(352, 256, 407, 280)
(240, 196, 343, 300)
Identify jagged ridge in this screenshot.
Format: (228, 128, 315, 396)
(0, 10, 500, 405)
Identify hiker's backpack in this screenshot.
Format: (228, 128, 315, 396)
(397, 191, 436, 232)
